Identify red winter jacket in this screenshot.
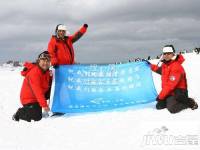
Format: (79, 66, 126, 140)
(48, 25, 87, 65)
(20, 62, 52, 108)
(151, 54, 187, 100)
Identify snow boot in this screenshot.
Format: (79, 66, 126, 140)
(188, 98, 198, 110)
(12, 112, 19, 121)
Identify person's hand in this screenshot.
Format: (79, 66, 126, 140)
(156, 96, 163, 101)
(43, 106, 50, 112)
(42, 111, 49, 118)
(84, 24, 88, 28)
(53, 65, 58, 69)
(144, 60, 151, 65)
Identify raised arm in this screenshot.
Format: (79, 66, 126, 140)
(69, 24, 88, 43)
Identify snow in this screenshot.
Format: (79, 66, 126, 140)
(0, 53, 200, 150)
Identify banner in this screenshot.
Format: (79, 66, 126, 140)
(51, 62, 157, 113)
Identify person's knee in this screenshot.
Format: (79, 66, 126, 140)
(30, 106, 42, 121)
(167, 106, 179, 114)
(32, 113, 42, 121)
(167, 103, 188, 114)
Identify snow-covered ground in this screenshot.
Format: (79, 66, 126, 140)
(0, 53, 200, 150)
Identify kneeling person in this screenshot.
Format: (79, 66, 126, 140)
(13, 51, 52, 122)
(150, 45, 198, 113)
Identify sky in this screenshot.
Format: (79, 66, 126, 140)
(0, 0, 200, 64)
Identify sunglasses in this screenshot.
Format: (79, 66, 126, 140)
(57, 30, 66, 33)
(163, 52, 173, 55)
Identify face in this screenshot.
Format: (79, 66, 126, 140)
(57, 30, 66, 39)
(38, 59, 50, 71)
(163, 52, 174, 61)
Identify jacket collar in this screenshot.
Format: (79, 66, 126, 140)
(52, 35, 69, 41)
(162, 54, 185, 65)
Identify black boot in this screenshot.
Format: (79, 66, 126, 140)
(156, 100, 166, 110)
(188, 98, 198, 110)
(12, 112, 19, 121)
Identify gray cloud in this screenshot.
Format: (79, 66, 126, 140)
(0, 0, 200, 63)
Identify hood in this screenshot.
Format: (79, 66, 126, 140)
(21, 62, 36, 76)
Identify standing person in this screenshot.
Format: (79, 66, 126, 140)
(149, 45, 198, 113)
(48, 24, 88, 66)
(13, 51, 52, 122)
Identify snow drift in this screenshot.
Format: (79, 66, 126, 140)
(0, 52, 199, 150)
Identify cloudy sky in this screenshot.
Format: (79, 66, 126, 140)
(0, 0, 200, 63)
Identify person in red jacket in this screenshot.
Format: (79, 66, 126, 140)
(48, 24, 88, 66)
(149, 45, 198, 113)
(13, 51, 52, 122)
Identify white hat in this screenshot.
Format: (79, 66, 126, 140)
(162, 47, 174, 53)
(57, 25, 67, 31)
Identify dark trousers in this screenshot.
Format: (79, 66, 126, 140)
(14, 102, 42, 122)
(166, 88, 192, 113)
(166, 96, 189, 113)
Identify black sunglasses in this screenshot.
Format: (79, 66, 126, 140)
(163, 52, 173, 55)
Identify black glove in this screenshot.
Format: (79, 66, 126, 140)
(156, 96, 165, 101)
(53, 65, 58, 69)
(84, 24, 88, 28)
(156, 97, 161, 101)
(144, 60, 151, 65)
